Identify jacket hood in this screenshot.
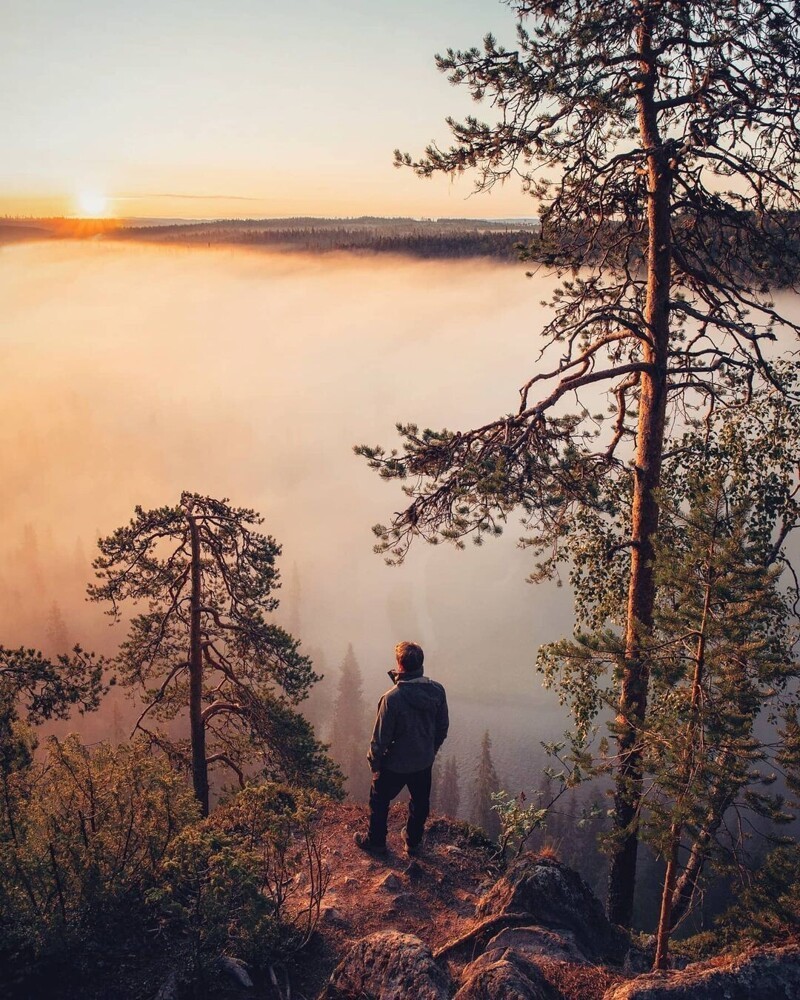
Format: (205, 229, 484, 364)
(387, 666, 424, 684)
(393, 674, 444, 711)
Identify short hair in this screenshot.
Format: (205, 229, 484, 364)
(395, 641, 424, 671)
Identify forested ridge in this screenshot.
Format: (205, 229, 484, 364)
(6, 213, 800, 281)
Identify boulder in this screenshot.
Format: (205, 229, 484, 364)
(320, 904, 346, 925)
(322, 931, 451, 1000)
(485, 925, 588, 964)
(217, 956, 253, 988)
(603, 943, 800, 1000)
(478, 856, 628, 964)
(455, 949, 563, 1000)
(154, 970, 180, 1000)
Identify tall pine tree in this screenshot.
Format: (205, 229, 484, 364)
(436, 755, 461, 819)
(472, 730, 501, 839)
(329, 644, 370, 802)
(359, 0, 800, 925)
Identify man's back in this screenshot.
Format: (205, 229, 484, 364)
(357, 641, 449, 857)
(369, 672, 449, 774)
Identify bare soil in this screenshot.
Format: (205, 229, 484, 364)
(290, 801, 501, 997)
(289, 801, 628, 1000)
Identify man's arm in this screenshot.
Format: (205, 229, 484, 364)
(434, 690, 449, 753)
(368, 694, 397, 772)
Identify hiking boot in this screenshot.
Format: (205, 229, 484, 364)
(354, 832, 387, 857)
(401, 829, 421, 857)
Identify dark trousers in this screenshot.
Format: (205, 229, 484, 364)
(368, 765, 432, 848)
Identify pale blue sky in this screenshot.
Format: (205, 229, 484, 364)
(3, 0, 536, 217)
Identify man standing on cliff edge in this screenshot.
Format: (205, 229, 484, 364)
(355, 641, 449, 858)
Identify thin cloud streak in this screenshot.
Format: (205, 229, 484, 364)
(116, 193, 264, 202)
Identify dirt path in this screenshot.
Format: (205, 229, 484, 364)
(292, 802, 500, 997)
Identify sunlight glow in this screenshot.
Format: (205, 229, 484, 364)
(76, 191, 109, 217)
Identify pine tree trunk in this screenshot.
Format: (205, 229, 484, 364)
(654, 828, 681, 969)
(188, 513, 209, 817)
(669, 777, 736, 929)
(607, 6, 672, 928)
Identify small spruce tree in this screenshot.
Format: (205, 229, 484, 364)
(472, 730, 501, 839)
(437, 755, 461, 819)
(329, 644, 371, 802)
(44, 603, 70, 658)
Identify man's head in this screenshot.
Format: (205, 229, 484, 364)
(395, 641, 424, 673)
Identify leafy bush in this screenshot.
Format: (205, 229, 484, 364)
(0, 735, 198, 977)
(715, 843, 800, 948)
(149, 783, 330, 979)
(0, 737, 332, 997)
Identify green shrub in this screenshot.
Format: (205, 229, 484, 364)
(149, 783, 330, 978)
(716, 843, 800, 948)
(0, 735, 198, 973)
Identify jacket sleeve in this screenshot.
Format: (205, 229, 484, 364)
(434, 689, 449, 753)
(368, 695, 397, 771)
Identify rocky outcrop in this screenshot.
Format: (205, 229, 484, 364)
(603, 943, 800, 999)
(484, 926, 589, 964)
(312, 810, 798, 1000)
(478, 856, 629, 964)
(322, 931, 451, 1000)
(454, 948, 564, 1000)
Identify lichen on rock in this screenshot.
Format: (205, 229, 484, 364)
(321, 930, 451, 1000)
(478, 856, 629, 964)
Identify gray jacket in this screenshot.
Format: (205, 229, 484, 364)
(368, 668, 449, 774)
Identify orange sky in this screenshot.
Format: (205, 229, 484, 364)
(3, 1, 536, 220)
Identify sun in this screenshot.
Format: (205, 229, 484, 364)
(76, 191, 109, 217)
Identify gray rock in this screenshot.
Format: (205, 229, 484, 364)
(217, 956, 253, 988)
(603, 943, 800, 999)
(485, 925, 588, 964)
(389, 891, 417, 910)
(478, 856, 628, 964)
(321, 904, 346, 925)
(455, 949, 563, 1000)
(378, 872, 403, 891)
(155, 969, 180, 1000)
(322, 931, 451, 1000)
(624, 936, 656, 975)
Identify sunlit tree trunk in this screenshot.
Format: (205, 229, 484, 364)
(607, 5, 672, 927)
(188, 512, 209, 816)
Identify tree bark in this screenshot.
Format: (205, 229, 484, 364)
(188, 512, 209, 816)
(654, 828, 681, 968)
(668, 776, 736, 929)
(607, 3, 672, 928)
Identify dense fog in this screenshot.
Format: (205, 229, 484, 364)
(0, 240, 587, 786)
(5, 240, 799, 801)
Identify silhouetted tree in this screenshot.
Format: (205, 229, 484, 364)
(44, 602, 69, 658)
(359, 0, 800, 925)
(436, 755, 461, 819)
(300, 645, 332, 738)
(558, 793, 580, 868)
(88, 492, 341, 815)
(472, 730, 501, 839)
(110, 698, 125, 745)
(329, 644, 370, 802)
(0, 645, 105, 775)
